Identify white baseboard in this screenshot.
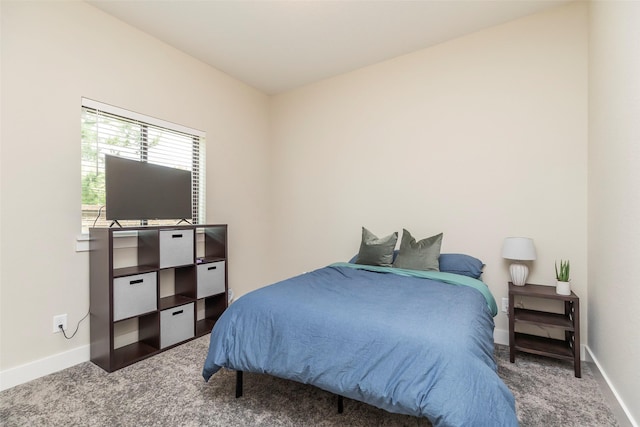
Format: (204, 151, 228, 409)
(0, 345, 90, 392)
(585, 346, 638, 427)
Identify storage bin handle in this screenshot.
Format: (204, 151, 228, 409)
(129, 279, 143, 285)
(208, 266, 217, 270)
(172, 234, 183, 238)
(172, 310, 184, 316)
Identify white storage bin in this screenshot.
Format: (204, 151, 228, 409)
(159, 229, 194, 268)
(113, 272, 157, 321)
(160, 303, 194, 348)
(197, 261, 226, 298)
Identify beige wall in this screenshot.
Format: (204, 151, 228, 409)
(7, 4, 636, 420)
(270, 3, 588, 337)
(0, 1, 271, 370)
(589, 1, 640, 422)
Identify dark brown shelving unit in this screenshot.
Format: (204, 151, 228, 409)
(90, 224, 228, 372)
(508, 283, 581, 377)
(159, 294, 195, 311)
(196, 293, 227, 338)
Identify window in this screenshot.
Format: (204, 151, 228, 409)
(81, 98, 205, 233)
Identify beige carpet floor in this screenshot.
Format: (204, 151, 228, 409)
(0, 336, 619, 426)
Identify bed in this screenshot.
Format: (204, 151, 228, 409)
(202, 262, 518, 426)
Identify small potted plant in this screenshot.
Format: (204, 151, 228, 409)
(555, 260, 571, 295)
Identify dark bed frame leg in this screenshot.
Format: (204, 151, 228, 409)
(235, 370, 341, 414)
(236, 371, 243, 398)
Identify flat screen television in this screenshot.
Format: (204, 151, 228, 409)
(105, 155, 192, 221)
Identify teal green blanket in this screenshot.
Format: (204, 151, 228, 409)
(330, 262, 498, 316)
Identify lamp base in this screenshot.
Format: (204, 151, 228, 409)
(509, 263, 529, 286)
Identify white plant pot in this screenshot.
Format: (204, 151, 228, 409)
(556, 280, 571, 295)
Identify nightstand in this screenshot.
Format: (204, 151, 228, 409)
(508, 282, 581, 378)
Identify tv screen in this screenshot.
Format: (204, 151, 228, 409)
(105, 155, 192, 221)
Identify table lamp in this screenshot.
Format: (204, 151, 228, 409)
(502, 237, 536, 286)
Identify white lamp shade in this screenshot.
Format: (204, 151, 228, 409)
(502, 237, 537, 261)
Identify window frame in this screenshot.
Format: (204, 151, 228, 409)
(80, 98, 206, 234)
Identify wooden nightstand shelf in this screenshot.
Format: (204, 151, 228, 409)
(508, 283, 581, 378)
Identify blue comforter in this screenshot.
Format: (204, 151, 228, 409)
(203, 264, 517, 427)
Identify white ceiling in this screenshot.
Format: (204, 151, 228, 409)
(87, 0, 569, 95)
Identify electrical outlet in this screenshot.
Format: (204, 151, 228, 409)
(53, 314, 67, 333)
(501, 298, 509, 313)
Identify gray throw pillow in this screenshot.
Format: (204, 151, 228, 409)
(393, 230, 443, 271)
(355, 227, 398, 267)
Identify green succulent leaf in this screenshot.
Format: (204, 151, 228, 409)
(555, 260, 571, 281)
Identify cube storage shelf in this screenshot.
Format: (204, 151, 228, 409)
(90, 224, 228, 372)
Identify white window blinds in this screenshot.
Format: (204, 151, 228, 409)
(81, 98, 205, 232)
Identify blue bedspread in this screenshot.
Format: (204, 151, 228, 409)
(203, 264, 517, 427)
